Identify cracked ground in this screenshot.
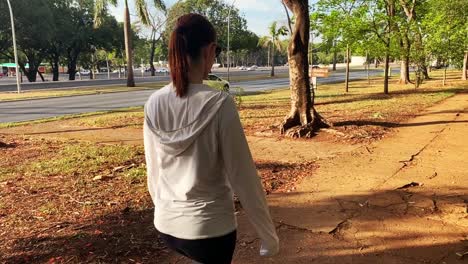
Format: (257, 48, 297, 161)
(227, 93, 468, 263)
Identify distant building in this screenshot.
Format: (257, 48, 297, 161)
(350, 56, 367, 66)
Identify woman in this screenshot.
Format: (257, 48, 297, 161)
(144, 13, 279, 264)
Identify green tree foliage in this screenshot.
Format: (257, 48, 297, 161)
(313, 0, 368, 91)
(164, 0, 252, 57)
(258, 22, 288, 77)
(0, 0, 54, 82)
(94, 0, 165, 86)
(0, 0, 123, 82)
(422, 0, 467, 70)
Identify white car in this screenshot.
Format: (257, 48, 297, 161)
(247, 65, 258, 71)
(156, 68, 169, 73)
(79, 69, 90, 75)
(238, 66, 247, 70)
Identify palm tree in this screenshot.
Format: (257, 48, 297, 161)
(94, 0, 166, 87)
(258, 21, 288, 77)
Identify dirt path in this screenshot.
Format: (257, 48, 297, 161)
(230, 93, 468, 263)
(1, 94, 467, 263)
(0, 123, 361, 163)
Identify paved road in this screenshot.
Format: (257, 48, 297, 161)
(0, 68, 395, 123)
(0, 68, 288, 92)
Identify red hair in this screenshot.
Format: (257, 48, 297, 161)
(169, 14, 216, 97)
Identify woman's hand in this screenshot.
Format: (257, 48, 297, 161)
(259, 238, 279, 257)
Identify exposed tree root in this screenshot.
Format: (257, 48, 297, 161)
(281, 109, 330, 138)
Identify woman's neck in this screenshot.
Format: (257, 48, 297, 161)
(188, 73, 204, 84)
(188, 60, 205, 84)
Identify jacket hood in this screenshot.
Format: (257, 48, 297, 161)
(145, 83, 229, 156)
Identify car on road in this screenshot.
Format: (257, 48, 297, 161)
(204, 73, 230, 92)
(238, 66, 247, 70)
(156, 67, 169, 73)
(79, 69, 91, 75)
(247, 65, 258, 71)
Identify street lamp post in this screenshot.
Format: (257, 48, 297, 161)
(227, 0, 236, 82)
(6, 0, 21, 93)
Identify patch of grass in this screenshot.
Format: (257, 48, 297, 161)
(124, 164, 147, 184)
(0, 106, 143, 129)
(237, 71, 467, 136)
(71, 110, 144, 128)
(37, 202, 59, 215)
(27, 143, 144, 177)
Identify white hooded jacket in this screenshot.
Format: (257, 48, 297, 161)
(144, 83, 279, 255)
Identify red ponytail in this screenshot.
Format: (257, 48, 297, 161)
(169, 14, 216, 97)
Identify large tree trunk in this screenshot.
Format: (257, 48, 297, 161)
(421, 64, 430, 79)
(281, 0, 327, 138)
(20, 58, 39, 83)
(399, 58, 410, 84)
(51, 55, 59, 82)
(463, 51, 468, 80)
(345, 44, 350, 92)
(123, 1, 135, 87)
(67, 50, 79, 81)
(398, 32, 411, 84)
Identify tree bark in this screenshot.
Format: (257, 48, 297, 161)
(443, 65, 447, 86)
(399, 58, 409, 84)
(281, 0, 327, 138)
(271, 42, 275, 77)
(38, 71, 45, 82)
(398, 36, 411, 84)
(267, 45, 270, 67)
(150, 30, 157, 76)
(67, 50, 79, 81)
(421, 64, 430, 79)
(345, 44, 350, 92)
(332, 41, 337, 71)
(384, 51, 390, 94)
(463, 51, 468, 80)
(366, 51, 370, 84)
(123, 0, 135, 87)
(51, 55, 59, 81)
(20, 57, 39, 83)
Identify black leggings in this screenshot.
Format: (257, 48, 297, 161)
(159, 230, 237, 264)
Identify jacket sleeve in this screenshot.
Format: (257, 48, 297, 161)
(143, 119, 158, 203)
(218, 96, 279, 255)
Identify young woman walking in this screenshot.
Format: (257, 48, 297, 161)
(144, 13, 279, 264)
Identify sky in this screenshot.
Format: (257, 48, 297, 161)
(109, 0, 288, 37)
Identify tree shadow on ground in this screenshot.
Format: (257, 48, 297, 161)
(233, 187, 468, 263)
(316, 88, 466, 106)
(333, 120, 467, 128)
(3, 187, 466, 264)
(1, 208, 174, 264)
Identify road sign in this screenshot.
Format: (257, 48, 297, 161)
(310, 68, 329, 77)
